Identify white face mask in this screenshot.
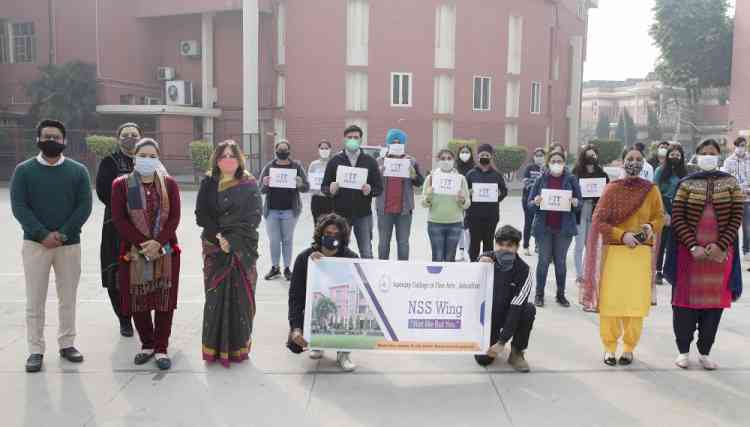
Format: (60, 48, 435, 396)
(549, 164, 564, 176)
(134, 157, 162, 176)
(439, 160, 454, 172)
(459, 152, 471, 163)
(319, 148, 331, 159)
(534, 156, 545, 166)
(388, 143, 405, 156)
(658, 148, 668, 157)
(736, 146, 746, 157)
(697, 155, 719, 172)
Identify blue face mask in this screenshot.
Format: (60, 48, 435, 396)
(494, 251, 516, 272)
(134, 157, 162, 176)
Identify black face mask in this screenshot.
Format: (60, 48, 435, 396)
(494, 251, 516, 272)
(321, 235, 340, 251)
(276, 151, 290, 160)
(585, 157, 598, 166)
(669, 157, 681, 165)
(37, 139, 66, 158)
(479, 157, 491, 166)
(120, 137, 138, 155)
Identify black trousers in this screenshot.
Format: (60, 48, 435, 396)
(311, 195, 335, 227)
(475, 303, 536, 366)
(673, 306, 724, 355)
(107, 287, 130, 325)
(468, 219, 498, 262)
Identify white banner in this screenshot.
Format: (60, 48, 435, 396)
(383, 158, 412, 178)
(387, 144, 405, 156)
(304, 258, 494, 353)
(269, 168, 297, 189)
(472, 183, 499, 203)
(432, 172, 461, 195)
(309, 171, 324, 192)
(540, 189, 572, 212)
(336, 166, 369, 190)
(579, 178, 607, 198)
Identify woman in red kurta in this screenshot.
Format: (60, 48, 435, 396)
(111, 138, 181, 370)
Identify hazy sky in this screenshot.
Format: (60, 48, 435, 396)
(584, 0, 736, 82)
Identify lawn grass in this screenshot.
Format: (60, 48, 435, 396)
(310, 334, 384, 349)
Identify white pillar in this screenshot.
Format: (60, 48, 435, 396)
(202, 12, 216, 143)
(242, 0, 260, 154)
(568, 35, 584, 153)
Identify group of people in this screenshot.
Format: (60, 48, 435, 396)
(9, 118, 743, 375)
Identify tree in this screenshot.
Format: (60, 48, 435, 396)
(596, 113, 611, 140)
(313, 296, 338, 331)
(647, 108, 663, 141)
(25, 61, 98, 129)
(615, 109, 636, 147)
(589, 140, 624, 165)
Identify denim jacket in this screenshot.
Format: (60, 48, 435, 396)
(527, 171, 582, 239)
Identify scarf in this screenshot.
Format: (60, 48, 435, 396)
(580, 177, 654, 309)
(125, 170, 172, 296)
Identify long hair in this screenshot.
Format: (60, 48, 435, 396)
(572, 144, 604, 177)
(312, 213, 351, 250)
(659, 144, 687, 185)
(209, 139, 248, 180)
(456, 144, 475, 175)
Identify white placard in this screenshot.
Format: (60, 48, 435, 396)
(540, 189, 572, 212)
(472, 183, 499, 203)
(269, 168, 298, 189)
(383, 158, 412, 178)
(309, 171, 324, 192)
(336, 166, 369, 190)
(579, 178, 607, 198)
(387, 144, 405, 156)
(432, 172, 461, 196)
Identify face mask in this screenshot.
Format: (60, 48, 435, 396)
(697, 155, 719, 172)
(388, 143, 405, 156)
(549, 164, 564, 176)
(494, 251, 516, 272)
(321, 235, 340, 251)
(668, 157, 681, 165)
(479, 157, 491, 166)
(37, 139, 66, 158)
(345, 138, 361, 152)
(439, 160, 454, 172)
(534, 156, 545, 166)
(218, 158, 239, 175)
(736, 147, 746, 157)
(459, 152, 471, 163)
(276, 151, 290, 160)
(134, 157, 162, 176)
(120, 137, 138, 155)
(624, 160, 644, 177)
(658, 148, 668, 157)
(319, 148, 331, 159)
(585, 156, 598, 166)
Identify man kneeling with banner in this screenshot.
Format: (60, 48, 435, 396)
(477, 225, 536, 372)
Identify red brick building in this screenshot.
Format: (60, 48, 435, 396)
(730, 0, 750, 142)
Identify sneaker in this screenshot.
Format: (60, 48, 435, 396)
(534, 295, 544, 307)
(309, 350, 324, 360)
(507, 347, 530, 373)
(603, 352, 617, 366)
(25, 354, 43, 373)
(675, 353, 689, 369)
(556, 294, 571, 308)
(698, 354, 718, 370)
(283, 267, 293, 281)
(486, 341, 506, 359)
(655, 272, 664, 285)
(336, 351, 356, 372)
(264, 266, 281, 281)
(59, 347, 84, 363)
(155, 353, 171, 371)
(618, 352, 634, 365)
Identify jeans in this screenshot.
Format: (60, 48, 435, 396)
(536, 231, 573, 297)
(522, 199, 534, 249)
(351, 215, 374, 259)
(377, 213, 412, 261)
(574, 200, 594, 280)
(742, 203, 750, 254)
(265, 209, 298, 268)
(427, 222, 463, 262)
(468, 219, 498, 261)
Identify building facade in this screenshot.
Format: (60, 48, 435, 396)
(1, 0, 593, 174)
(730, 0, 750, 142)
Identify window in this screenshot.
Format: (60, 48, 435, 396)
(434, 4, 455, 69)
(347, 0, 369, 66)
(345, 118, 368, 145)
(276, 74, 286, 107)
(505, 80, 520, 118)
(507, 16, 523, 75)
(505, 123, 518, 146)
(391, 72, 412, 107)
(531, 82, 542, 114)
(0, 21, 9, 64)
(433, 75, 454, 114)
(277, 3, 286, 65)
(473, 76, 491, 111)
(346, 71, 368, 112)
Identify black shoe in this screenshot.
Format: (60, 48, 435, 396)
(618, 352, 634, 365)
(534, 295, 544, 307)
(264, 266, 281, 281)
(120, 318, 134, 337)
(283, 267, 293, 281)
(156, 356, 172, 371)
(655, 272, 664, 285)
(59, 347, 84, 363)
(134, 351, 155, 365)
(604, 354, 617, 366)
(474, 355, 496, 367)
(556, 295, 571, 308)
(25, 354, 43, 373)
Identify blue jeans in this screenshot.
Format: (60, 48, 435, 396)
(743, 203, 750, 254)
(351, 215, 374, 259)
(377, 213, 412, 261)
(536, 230, 573, 297)
(265, 209, 298, 268)
(427, 222, 463, 262)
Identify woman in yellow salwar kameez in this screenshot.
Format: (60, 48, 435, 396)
(581, 146, 665, 366)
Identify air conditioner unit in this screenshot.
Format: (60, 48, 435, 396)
(165, 80, 193, 106)
(179, 40, 200, 58)
(145, 96, 162, 105)
(157, 67, 175, 81)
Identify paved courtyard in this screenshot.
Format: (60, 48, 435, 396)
(0, 189, 748, 427)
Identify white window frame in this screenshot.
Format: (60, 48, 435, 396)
(472, 76, 492, 112)
(391, 72, 413, 107)
(11, 22, 35, 63)
(531, 81, 542, 114)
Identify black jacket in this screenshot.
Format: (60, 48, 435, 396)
(288, 246, 359, 330)
(321, 151, 384, 220)
(465, 167, 508, 224)
(482, 251, 533, 343)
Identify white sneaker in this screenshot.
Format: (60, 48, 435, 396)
(743, 253, 750, 262)
(456, 252, 466, 262)
(698, 354, 718, 370)
(336, 351, 356, 372)
(675, 353, 689, 369)
(309, 350, 324, 360)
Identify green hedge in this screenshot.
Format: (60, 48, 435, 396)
(588, 139, 624, 165)
(189, 140, 213, 173)
(85, 135, 118, 158)
(447, 139, 479, 155)
(494, 145, 528, 175)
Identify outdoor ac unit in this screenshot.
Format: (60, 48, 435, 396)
(145, 96, 162, 105)
(165, 80, 193, 106)
(179, 40, 200, 58)
(157, 67, 175, 81)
